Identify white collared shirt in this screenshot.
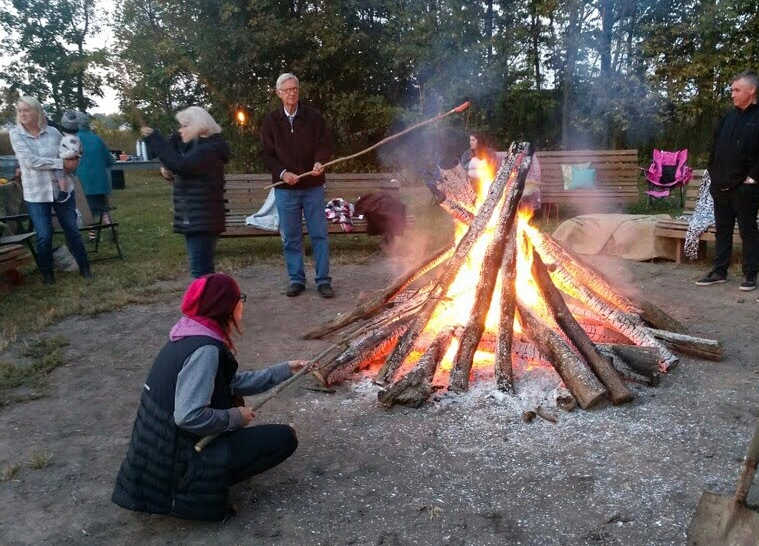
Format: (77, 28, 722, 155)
(9, 124, 63, 203)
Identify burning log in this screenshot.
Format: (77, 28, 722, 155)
(526, 248, 680, 371)
(526, 227, 640, 315)
(495, 226, 518, 393)
(375, 143, 528, 385)
(438, 164, 477, 208)
(516, 303, 607, 409)
(377, 328, 455, 407)
(530, 249, 633, 405)
(439, 200, 475, 225)
(646, 328, 723, 362)
(315, 315, 413, 386)
(449, 150, 534, 392)
(304, 244, 453, 340)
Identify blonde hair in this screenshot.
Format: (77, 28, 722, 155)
(16, 96, 47, 129)
(175, 106, 221, 137)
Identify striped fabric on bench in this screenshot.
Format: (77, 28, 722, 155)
(222, 173, 403, 237)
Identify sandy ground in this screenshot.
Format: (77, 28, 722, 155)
(1, 255, 758, 546)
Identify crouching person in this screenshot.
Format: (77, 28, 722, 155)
(112, 273, 306, 521)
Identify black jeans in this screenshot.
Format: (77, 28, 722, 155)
(224, 424, 298, 485)
(184, 233, 217, 278)
(712, 183, 759, 277)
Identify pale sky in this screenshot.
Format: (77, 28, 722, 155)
(0, 0, 122, 115)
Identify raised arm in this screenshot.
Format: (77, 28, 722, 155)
(144, 131, 219, 177)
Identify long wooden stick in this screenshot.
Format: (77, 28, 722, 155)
(263, 101, 471, 189)
(194, 315, 383, 452)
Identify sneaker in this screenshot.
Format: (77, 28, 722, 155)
(740, 274, 757, 291)
(286, 283, 305, 297)
(695, 271, 727, 286)
(317, 284, 334, 299)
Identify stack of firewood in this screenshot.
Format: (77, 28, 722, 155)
(304, 142, 723, 411)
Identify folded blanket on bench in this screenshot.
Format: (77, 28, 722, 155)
(552, 213, 678, 261)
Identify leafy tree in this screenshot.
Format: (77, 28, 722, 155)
(0, 0, 106, 121)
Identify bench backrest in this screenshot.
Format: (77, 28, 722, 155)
(224, 173, 399, 218)
(533, 149, 640, 203)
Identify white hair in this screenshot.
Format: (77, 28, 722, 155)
(16, 96, 47, 129)
(276, 73, 299, 91)
(175, 106, 221, 136)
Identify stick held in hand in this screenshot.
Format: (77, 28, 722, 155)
(264, 101, 472, 190)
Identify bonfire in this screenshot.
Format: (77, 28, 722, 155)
(305, 142, 722, 415)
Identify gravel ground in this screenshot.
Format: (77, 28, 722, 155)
(1, 256, 757, 545)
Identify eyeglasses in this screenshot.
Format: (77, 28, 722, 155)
(239, 293, 247, 303)
(280, 87, 299, 94)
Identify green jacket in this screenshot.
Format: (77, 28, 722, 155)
(76, 128, 114, 195)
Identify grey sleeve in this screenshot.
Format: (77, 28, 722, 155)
(231, 362, 293, 396)
(174, 345, 244, 435)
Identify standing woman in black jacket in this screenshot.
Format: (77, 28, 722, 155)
(141, 107, 230, 277)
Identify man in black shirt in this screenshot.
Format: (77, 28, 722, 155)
(696, 71, 759, 290)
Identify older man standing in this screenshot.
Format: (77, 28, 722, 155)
(696, 71, 759, 291)
(261, 73, 334, 298)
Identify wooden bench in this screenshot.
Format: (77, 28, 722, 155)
(653, 170, 722, 263)
(533, 149, 640, 217)
(222, 173, 405, 237)
(0, 243, 32, 277)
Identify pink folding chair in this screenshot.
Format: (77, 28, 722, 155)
(644, 149, 693, 207)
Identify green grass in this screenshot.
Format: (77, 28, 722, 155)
(28, 450, 53, 470)
(0, 172, 438, 348)
(1, 462, 20, 481)
(0, 336, 69, 403)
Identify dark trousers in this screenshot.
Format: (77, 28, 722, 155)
(184, 233, 217, 278)
(712, 183, 759, 277)
(224, 424, 298, 485)
(25, 198, 89, 274)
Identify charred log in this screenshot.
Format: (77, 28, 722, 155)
(450, 150, 533, 392)
(376, 143, 527, 385)
(304, 245, 453, 340)
(440, 200, 475, 224)
(524, 246, 679, 370)
(597, 344, 661, 380)
(314, 315, 412, 386)
(377, 327, 455, 407)
(646, 328, 723, 363)
(517, 303, 607, 409)
(530, 249, 633, 405)
(597, 345, 661, 387)
(495, 226, 518, 393)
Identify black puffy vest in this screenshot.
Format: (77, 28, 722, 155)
(112, 336, 238, 521)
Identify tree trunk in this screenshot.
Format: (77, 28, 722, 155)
(561, 0, 581, 148)
(517, 303, 607, 409)
(530, 249, 633, 405)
